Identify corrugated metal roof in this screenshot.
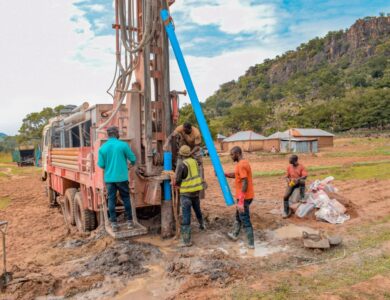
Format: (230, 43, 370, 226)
(280, 138, 318, 142)
(217, 133, 226, 139)
(267, 131, 289, 139)
(284, 128, 334, 137)
(223, 131, 266, 142)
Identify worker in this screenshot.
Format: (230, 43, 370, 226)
(163, 122, 201, 159)
(175, 145, 205, 247)
(97, 126, 136, 232)
(283, 154, 308, 218)
(225, 146, 255, 249)
(164, 122, 206, 196)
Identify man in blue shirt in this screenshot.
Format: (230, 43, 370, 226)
(97, 126, 136, 232)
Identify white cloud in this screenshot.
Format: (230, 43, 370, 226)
(0, 1, 283, 135)
(169, 46, 282, 104)
(0, 1, 115, 135)
(188, 0, 277, 34)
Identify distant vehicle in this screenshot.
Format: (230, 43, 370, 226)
(12, 145, 39, 167)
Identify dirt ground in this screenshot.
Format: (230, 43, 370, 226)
(0, 137, 390, 299)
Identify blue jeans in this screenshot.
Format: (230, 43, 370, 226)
(181, 195, 203, 226)
(236, 199, 253, 229)
(106, 181, 132, 223)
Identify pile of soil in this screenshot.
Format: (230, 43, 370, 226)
(167, 250, 243, 285)
(73, 241, 163, 278)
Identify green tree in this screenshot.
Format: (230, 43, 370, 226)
(0, 136, 17, 152)
(222, 104, 267, 133)
(18, 105, 65, 144)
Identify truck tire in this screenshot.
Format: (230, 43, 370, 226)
(74, 192, 96, 232)
(64, 188, 77, 226)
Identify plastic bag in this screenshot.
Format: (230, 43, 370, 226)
(311, 190, 331, 208)
(323, 184, 338, 193)
(295, 202, 315, 218)
(315, 204, 350, 224)
(330, 199, 346, 214)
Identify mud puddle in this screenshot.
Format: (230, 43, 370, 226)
(116, 265, 178, 300)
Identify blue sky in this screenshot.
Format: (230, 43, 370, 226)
(0, 0, 389, 134)
(73, 0, 390, 57)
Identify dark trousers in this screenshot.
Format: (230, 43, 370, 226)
(181, 194, 203, 226)
(236, 199, 253, 229)
(106, 181, 132, 223)
(283, 180, 305, 213)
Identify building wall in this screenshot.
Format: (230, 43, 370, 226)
(221, 140, 264, 152)
(298, 136, 333, 148)
(280, 140, 318, 153)
(214, 141, 223, 152)
(263, 139, 280, 152)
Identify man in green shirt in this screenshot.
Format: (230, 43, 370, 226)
(97, 126, 136, 232)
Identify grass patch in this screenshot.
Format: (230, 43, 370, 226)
(325, 148, 390, 158)
(0, 153, 11, 163)
(253, 160, 390, 180)
(331, 162, 390, 180)
(0, 197, 10, 209)
(253, 170, 285, 177)
(234, 248, 390, 299)
(335, 137, 390, 146)
(0, 163, 40, 178)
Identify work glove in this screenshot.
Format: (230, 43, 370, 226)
(237, 191, 246, 212)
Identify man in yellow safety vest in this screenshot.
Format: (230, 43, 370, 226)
(175, 145, 205, 247)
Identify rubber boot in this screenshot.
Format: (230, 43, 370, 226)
(282, 200, 291, 218)
(227, 221, 241, 241)
(244, 226, 255, 249)
(179, 225, 192, 247)
(198, 219, 206, 230)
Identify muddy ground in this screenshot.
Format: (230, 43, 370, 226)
(0, 137, 390, 299)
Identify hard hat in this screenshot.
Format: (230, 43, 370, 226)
(179, 145, 191, 157)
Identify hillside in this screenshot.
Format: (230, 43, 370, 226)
(0, 133, 6, 141)
(182, 16, 390, 136)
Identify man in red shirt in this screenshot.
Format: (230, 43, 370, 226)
(283, 155, 308, 218)
(224, 146, 255, 249)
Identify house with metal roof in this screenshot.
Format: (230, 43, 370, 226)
(283, 128, 334, 148)
(264, 128, 334, 152)
(264, 131, 288, 152)
(221, 131, 266, 152)
(216, 133, 226, 141)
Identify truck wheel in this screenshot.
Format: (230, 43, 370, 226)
(74, 192, 96, 232)
(64, 188, 77, 226)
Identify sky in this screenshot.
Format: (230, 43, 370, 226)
(0, 0, 389, 135)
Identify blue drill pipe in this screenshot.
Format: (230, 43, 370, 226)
(163, 151, 172, 201)
(160, 9, 234, 206)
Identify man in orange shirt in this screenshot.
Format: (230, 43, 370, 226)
(224, 146, 255, 249)
(283, 154, 308, 218)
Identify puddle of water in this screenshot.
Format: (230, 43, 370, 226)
(236, 240, 288, 258)
(212, 239, 288, 258)
(116, 265, 174, 300)
(274, 224, 318, 240)
(253, 242, 288, 257)
(135, 235, 176, 255)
